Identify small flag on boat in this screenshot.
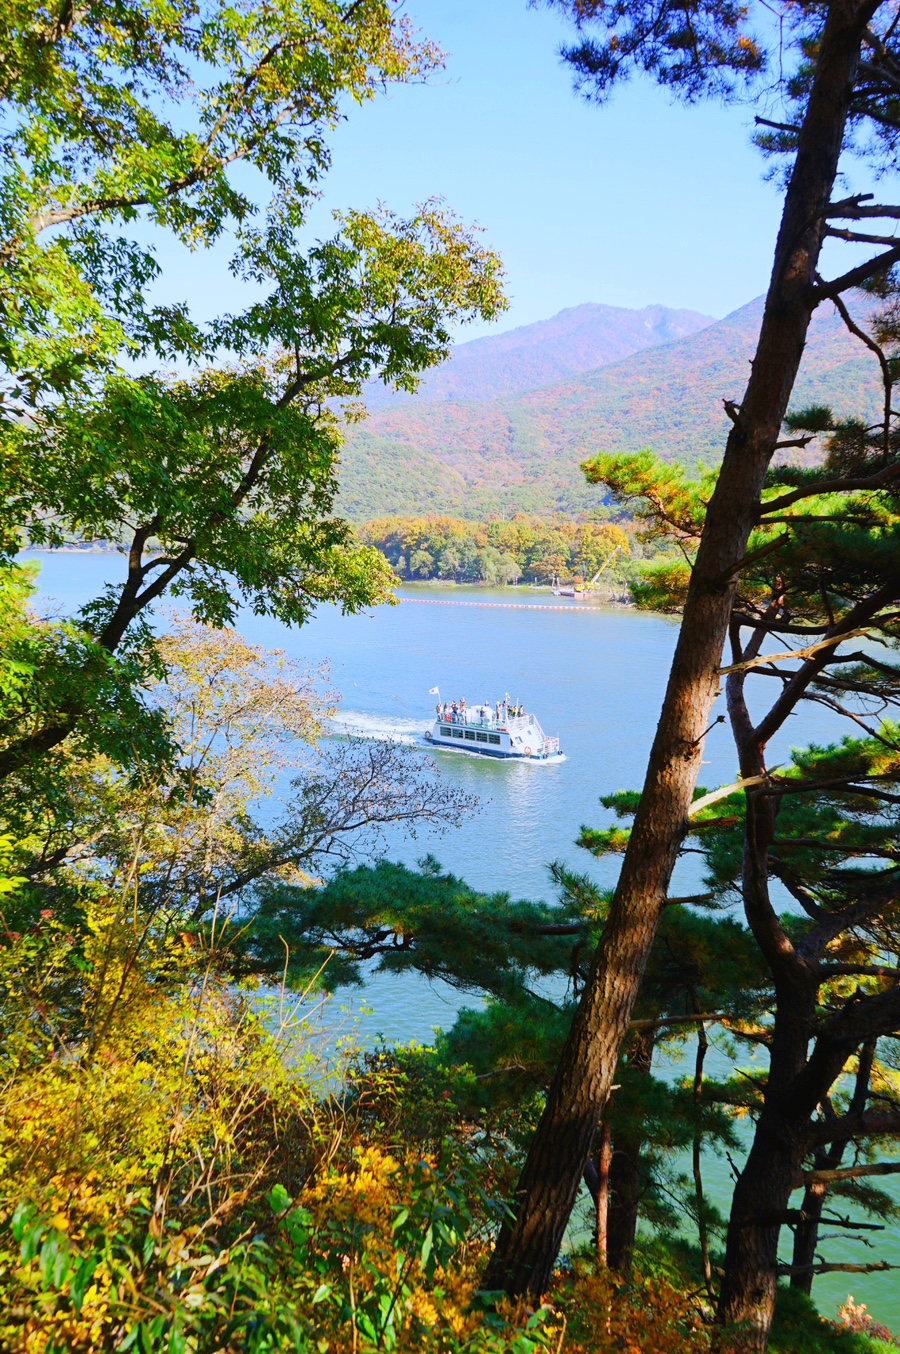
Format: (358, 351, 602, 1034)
(429, 686, 440, 694)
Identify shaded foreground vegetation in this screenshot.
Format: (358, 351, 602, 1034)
(0, 920, 868, 1354)
(1, 762, 898, 1354)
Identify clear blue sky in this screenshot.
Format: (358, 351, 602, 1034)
(148, 0, 885, 342)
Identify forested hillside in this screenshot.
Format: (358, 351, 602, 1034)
(361, 301, 714, 408)
(339, 295, 881, 521)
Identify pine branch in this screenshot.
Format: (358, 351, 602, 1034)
(826, 197, 900, 219)
(718, 532, 791, 584)
(755, 115, 802, 133)
(812, 242, 900, 300)
(776, 1261, 898, 1275)
(757, 463, 900, 517)
(804, 1162, 900, 1184)
(825, 226, 900, 246)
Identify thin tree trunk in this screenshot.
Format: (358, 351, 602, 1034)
(790, 1168, 831, 1296)
(596, 1120, 612, 1264)
(717, 592, 884, 1346)
(714, 982, 882, 1347)
(692, 1017, 714, 1301)
(717, 1113, 803, 1352)
(607, 1026, 656, 1273)
(606, 1132, 640, 1272)
(484, 0, 877, 1299)
(716, 601, 820, 1348)
(791, 1041, 875, 1295)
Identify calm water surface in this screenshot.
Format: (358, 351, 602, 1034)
(29, 552, 900, 1327)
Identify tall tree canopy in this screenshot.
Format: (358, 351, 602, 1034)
(0, 0, 440, 402)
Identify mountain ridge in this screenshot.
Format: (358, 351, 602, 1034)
(340, 295, 881, 522)
(361, 301, 715, 409)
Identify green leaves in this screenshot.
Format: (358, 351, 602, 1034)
(0, 200, 505, 776)
(0, 3, 508, 786)
(8, 1200, 99, 1316)
(783, 405, 835, 434)
(268, 1183, 293, 1215)
(0, 0, 445, 400)
(582, 450, 707, 543)
(6, 363, 397, 632)
(222, 204, 506, 386)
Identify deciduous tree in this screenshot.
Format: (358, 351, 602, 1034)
(0, 2, 505, 790)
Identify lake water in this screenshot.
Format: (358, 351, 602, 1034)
(28, 551, 900, 1330)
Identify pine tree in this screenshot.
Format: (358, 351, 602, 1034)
(488, 0, 900, 1308)
(576, 265, 900, 1346)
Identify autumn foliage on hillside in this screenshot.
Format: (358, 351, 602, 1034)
(357, 514, 631, 585)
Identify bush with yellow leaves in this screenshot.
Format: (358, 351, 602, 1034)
(0, 889, 554, 1353)
(0, 842, 716, 1354)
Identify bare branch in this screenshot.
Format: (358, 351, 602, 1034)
(830, 286, 892, 452)
(777, 1261, 898, 1275)
(826, 199, 900, 220)
(813, 242, 900, 300)
(755, 115, 801, 133)
(688, 777, 770, 817)
(720, 627, 884, 676)
(718, 532, 791, 584)
(825, 226, 900, 247)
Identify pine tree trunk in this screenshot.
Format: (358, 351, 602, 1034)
(484, 0, 876, 1300)
(692, 1018, 715, 1298)
(717, 1105, 806, 1351)
(607, 1135, 641, 1272)
(790, 1176, 830, 1296)
(595, 1120, 612, 1263)
(607, 1026, 655, 1273)
(790, 1041, 874, 1295)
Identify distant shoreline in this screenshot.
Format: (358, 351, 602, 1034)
(21, 548, 635, 606)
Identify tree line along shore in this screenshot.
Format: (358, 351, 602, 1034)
(356, 514, 635, 587)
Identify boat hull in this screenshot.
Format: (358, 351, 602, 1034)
(423, 730, 564, 762)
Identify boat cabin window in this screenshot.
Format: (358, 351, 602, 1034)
(464, 730, 476, 740)
(440, 726, 452, 736)
(452, 729, 464, 738)
(488, 734, 501, 744)
(476, 731, 488, 742)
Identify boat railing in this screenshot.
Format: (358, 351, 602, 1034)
(435, 709, 534, 732)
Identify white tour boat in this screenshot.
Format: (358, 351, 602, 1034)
(424, 696, 563, 762)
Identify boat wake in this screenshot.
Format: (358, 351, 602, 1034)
(329, 710, 568, 764)
(328, 710, 424, 745)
